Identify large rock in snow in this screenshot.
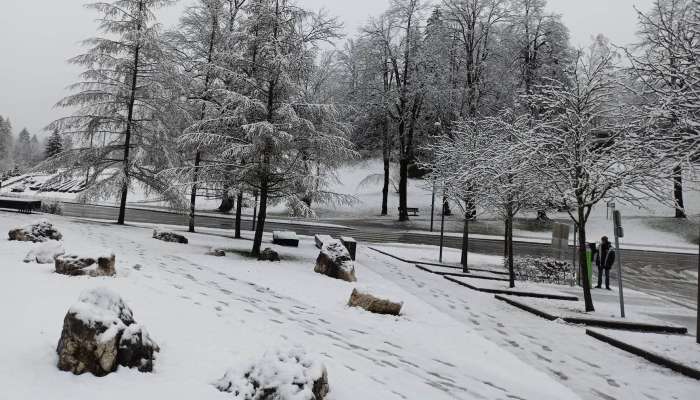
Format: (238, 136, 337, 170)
(215, 347, 329, 400)
(314, 240, 356, 282)
(8, 219, 63, 242)
(55, 253, 116, 277)
(23, 240, 65, 264)
(152, 229, 188, 244)
(347, 288, 402, 315)
(56, 288, 158, 376)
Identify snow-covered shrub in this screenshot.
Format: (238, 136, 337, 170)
(40, 200, 64, 215)
(508, 256, 572, 284)
(215, 347, 329, 400)
(152, 229, 188, 244)
(8, 219, 63, 242)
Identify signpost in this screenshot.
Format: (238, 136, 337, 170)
(606, 201, 615, 220)
(612, 210, 626, 318)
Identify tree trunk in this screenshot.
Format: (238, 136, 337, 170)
(188, 151, 201, 233)
(251, 183, 268, 257)
(117, 1, 144, 225)
(673, 164, 686, 218)
(577, 207, 595, 311)
(234, 191, 243, 239)
(381, 118, 390, 216)
(461, 215, 469, 273)
(398, 158, 409, 221)
(507, 216, 515, 288)
(382, 152, 390, 216)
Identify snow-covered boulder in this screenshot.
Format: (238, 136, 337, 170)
(23, 240, 65, 263)
(152, 229, 188, 244)
(314, 240, 356, 282)
(347, 288, 402, 316)
(258, 247, 280, 262)
(117, 324, 159, 373)
(8, 219, 63, 242)
(215, 347, 329, 400)
(55, 253, 116, 277)
(207, 248, 226, 257)
(56, 288, 158, 376)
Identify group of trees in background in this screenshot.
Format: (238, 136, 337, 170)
(40, 0, 697, 269)
(422, 0, 699, 311)
(0, 116, 66, 174)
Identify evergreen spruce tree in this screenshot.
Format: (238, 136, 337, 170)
(0, 117, 14, 171)
(45, 129, 63, 158)
(15, 128, 32, 169)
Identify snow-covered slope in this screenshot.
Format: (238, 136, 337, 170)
(0, 212, 580, 400)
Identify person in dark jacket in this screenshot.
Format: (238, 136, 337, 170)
(595, 236, 615, 290)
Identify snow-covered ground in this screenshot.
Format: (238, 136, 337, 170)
(0, 211, 587, 400)
(588, 329, 700, 372)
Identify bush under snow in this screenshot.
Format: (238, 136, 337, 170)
(215, 347, 329, 400)
(510, 256, 573, 285)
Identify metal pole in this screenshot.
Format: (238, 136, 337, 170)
(430, 181, 436, 232)
(696, 223, 699, 344)
(439, 194, 446, 263)
(613, 210, 625, 318)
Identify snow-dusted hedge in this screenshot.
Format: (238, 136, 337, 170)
(40, 200, 63, 215)
(509, 256, 573, 285)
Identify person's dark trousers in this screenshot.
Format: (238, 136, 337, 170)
(596, 267, 610, 289)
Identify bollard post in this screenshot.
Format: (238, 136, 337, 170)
(439, 194, 446, 263)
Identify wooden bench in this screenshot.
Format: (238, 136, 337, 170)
(399, 207, 419, 216)
(340, 236, 357, 260)
(0, 197, 42, 214)
(272, 231, 299, 247)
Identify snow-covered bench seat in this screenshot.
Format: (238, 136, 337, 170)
(272, 231, 299, 247)
(340, 236, 357, 260)
(314, 234, 333, 249)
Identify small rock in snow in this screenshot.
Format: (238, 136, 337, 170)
(23, 240, 65, 263)
(207, 248, 226, 257)
(55, 253, 116, 277)
(347, 288, 403, 315)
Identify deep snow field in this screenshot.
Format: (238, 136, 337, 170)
(0, 212, 582, 400)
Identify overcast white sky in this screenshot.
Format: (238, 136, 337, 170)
(0, 0, 654, 138)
